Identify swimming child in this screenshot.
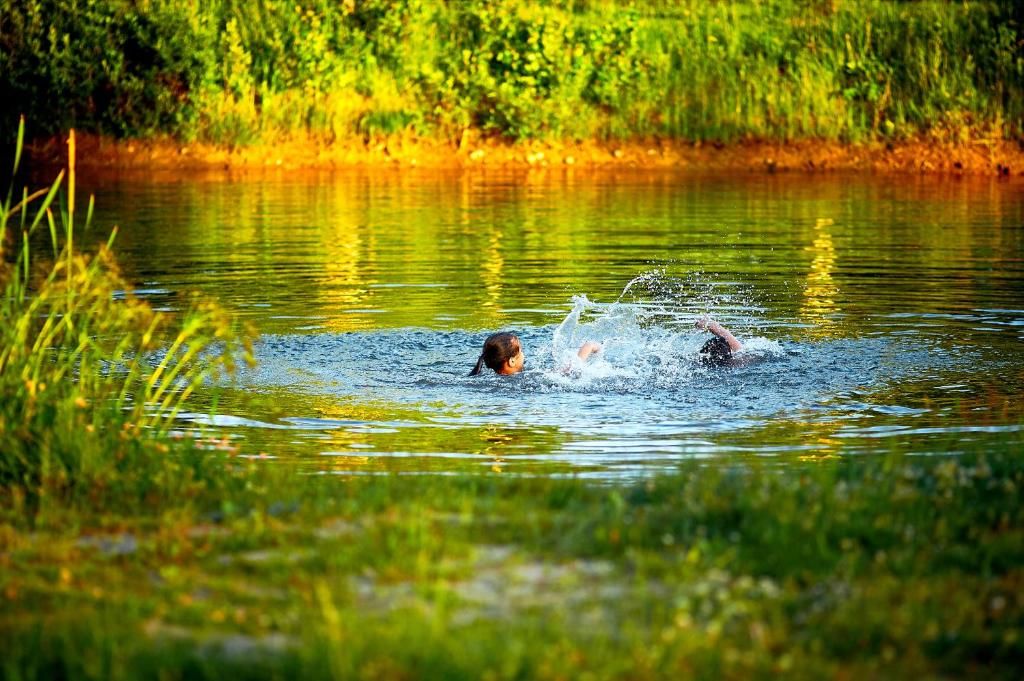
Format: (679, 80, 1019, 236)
(695, 317, 743, 365)
(469, 332, 601, 376)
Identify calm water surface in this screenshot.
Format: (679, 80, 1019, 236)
(80, 169, 1024, 478)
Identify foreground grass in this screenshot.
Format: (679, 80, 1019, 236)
(1, 121, 254, 520)
(1, 446, 1022, 680)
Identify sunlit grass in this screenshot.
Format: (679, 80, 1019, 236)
(191, 0, 1024, 144)
(0, 118, 255, 515)
(2, 1, 1019, 145)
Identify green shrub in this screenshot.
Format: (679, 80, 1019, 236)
(0, 0, 217, 141)
(0, 1, 1020, 144)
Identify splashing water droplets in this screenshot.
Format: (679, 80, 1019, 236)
(534, 272, 779, 392)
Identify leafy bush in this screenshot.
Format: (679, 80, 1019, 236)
(0, 0, 217, 141)
(423, 1, 651, 139)
(0, 0, 1020, 144)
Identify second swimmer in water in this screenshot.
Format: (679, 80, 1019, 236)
(469, 332, 601, 376)
(695, 317, 743, 365)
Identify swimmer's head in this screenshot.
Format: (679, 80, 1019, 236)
(469, 332, 524, 376)
(698, 336, 732, 366)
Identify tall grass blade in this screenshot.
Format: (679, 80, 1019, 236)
(13, 116, 24, 178)
(67, 130, 76, 282)
(47, 208, 58, 258)
(85, 195, 95, 234)
(27, 172, 64, 237)
(4, 116, 25, 211)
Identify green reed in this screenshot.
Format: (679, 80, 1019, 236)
(0, 118, 255, 514)
(640, 0, 1023, 144)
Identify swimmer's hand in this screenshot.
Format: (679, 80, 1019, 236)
(559, 341, 602, 375)
(577, 341, 602, 361)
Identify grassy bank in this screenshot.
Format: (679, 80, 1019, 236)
(2, 446, 1023, 680)
(2, 1, 1022, 149)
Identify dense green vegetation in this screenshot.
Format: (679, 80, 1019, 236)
(1, 0, 1022, 146)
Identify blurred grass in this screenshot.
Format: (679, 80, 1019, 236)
(1, 0, 1021, 146)
(1, 444, 1022, 679)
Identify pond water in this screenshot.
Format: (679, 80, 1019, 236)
(79, 169, 1024, 478)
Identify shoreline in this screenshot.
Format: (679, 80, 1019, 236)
(24, 132, 1024, 177)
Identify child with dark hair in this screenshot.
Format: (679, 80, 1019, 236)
(469, 332, 601, 376)
(695, 317, 743, 365)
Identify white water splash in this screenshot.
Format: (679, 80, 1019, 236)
(540, 274, 781, 390)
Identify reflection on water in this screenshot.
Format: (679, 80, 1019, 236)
(801, 218, 840, 336)
(79, 169, 1024, 477)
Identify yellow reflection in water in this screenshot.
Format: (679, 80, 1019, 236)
(481, 424, 517, 473)
(315, 177, 382, 332)
(481, 230, 505, 311)
(320, 219, 374, 330)
(800, 218, 840, 336)
(777, 422, 844, 460)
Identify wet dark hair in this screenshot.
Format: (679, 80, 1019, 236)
(469, 332, 521, 376)
(699, 337, 732, 365)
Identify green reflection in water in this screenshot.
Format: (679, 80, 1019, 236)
(79, 169, 1024, 469)
(81, 170, 1024, 334)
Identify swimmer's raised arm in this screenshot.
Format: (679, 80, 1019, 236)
(577, 341, 602, 361)
(695, 317, 742, 352)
